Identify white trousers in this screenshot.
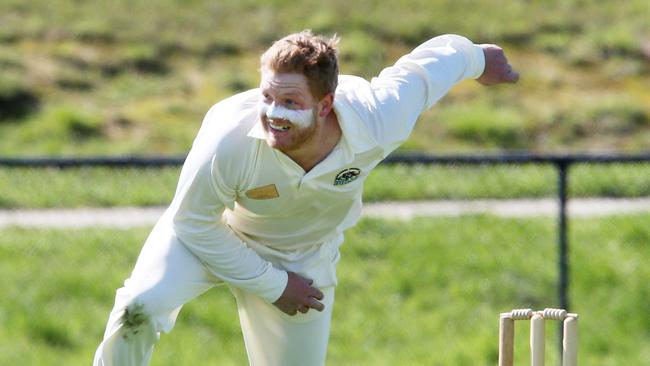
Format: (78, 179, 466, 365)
(93, 228, 335, 366)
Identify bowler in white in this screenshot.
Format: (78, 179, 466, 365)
(94, 30, 519, 366)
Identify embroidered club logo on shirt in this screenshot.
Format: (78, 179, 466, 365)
(245, 184, 279, 199)
(334, 168, 361, 186)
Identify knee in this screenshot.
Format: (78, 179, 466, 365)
(113, 279, 183, 337)
(119, 301, 155, 340)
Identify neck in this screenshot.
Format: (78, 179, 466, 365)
(288, 112, 341, 172)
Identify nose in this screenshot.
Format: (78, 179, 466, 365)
(266, 102, 283, 119)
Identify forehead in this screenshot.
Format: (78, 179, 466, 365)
(260, 70, 311, 96)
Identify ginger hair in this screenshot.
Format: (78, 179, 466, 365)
(260, 30, 339, 99)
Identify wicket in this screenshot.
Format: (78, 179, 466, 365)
(498, 308, 578, 366)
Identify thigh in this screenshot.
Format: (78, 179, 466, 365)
(110, 223, 219, 334)
(231, 286, 335, 366)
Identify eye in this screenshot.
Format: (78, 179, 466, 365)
(261, 93, 272, 103)
(284, 99, 300, 108)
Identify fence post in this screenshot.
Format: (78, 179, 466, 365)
(557, 160, 569, 311)
(557, 160, 570, 356)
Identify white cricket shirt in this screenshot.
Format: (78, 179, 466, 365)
(157, 34, 485, 303)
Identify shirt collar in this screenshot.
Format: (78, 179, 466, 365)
(332, 96, 377, 154)
(247, 118, 266, 139)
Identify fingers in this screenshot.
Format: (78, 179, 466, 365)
(299, 287, 324, 313)
(477, 43, 519, 85)
(295, 273, 325, 301)
(293, 287, 325, 314)
(309, 286, 324, 300)
(280, 272, 326, 315)
(306, 297, 325, 312)
(306, 281, 325, 311)
(494, 61, 519, 84)
(501, 69, 520, 83)
(293, 297, 324, 315)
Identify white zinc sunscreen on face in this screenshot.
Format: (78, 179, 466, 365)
(260, 102, 314, 128)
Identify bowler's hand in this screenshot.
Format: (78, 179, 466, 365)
(273, 272, 325, 316)
(476, 44, 519, 85)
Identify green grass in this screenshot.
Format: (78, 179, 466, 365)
(0, 166, 180, 208)
(1, 214, 648, 365)
(1, 163, 650, 208)
(0, 0, 648, 155)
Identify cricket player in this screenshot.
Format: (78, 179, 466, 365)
(94, 30, 518, 365)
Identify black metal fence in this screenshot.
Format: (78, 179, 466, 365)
(2, 151, 650, 314)
(384, 152, 650, 314)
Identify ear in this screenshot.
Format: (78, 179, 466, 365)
(317, 93, 335, 118)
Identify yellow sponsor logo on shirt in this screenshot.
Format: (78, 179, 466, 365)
(245, 184, 279, 199)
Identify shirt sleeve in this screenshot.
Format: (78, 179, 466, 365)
(364, 34, 486, 152)
(170, 106, 288, 304)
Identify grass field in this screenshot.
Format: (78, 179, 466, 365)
(1, 2, 648, 365)
(1, 215, 648, 365)
(1, 163, 650, 208)
(1, 0, 648, 156)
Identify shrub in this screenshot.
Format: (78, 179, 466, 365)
(125, 44, 168, 74)
(0, 74, 40, 121)
(338, 32, 386, 78)
(71, 19, 116, 44)
(107, 44, 169, 75)
(439, 104, 530, 149)
(48, 106, 104, 140)
(556, 99, 649, 140)
(587, 102, 649, 132)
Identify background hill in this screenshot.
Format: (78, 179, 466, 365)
(1, 0, 648, 156)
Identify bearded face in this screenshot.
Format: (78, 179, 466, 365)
(258, 71, 321, 153)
